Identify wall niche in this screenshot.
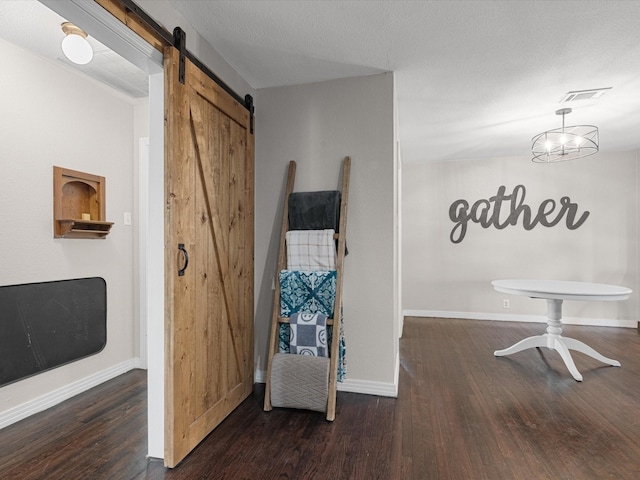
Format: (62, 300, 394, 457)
(53, 166, 113, 239)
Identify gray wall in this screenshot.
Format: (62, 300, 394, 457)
(255, 73, 400, 395)
(402, 151, 639, 326)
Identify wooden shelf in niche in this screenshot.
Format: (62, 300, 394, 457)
(53, 166, 114, 239)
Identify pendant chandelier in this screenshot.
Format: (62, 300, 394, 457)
(531, 108, 599, 163)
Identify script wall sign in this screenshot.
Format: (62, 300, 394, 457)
(448, 184, 590, 244)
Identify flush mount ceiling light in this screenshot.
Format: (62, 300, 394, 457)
(531, 108, 599, 163)
(61, 22, 93, 65)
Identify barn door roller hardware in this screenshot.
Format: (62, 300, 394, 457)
(245, 95, 255, 134)
(172, 27, 187, 85)
(118, 0, 254, 130)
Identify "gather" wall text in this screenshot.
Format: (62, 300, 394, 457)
(448, 184, 590, 244)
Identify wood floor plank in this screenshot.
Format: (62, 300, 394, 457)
(1, 317, 640, 479)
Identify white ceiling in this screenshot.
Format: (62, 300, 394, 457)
(2, 1, 639, 164)
(0, 0, 149, 98)
(167, 0, 640, 164)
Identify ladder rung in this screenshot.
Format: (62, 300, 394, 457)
(278, 316, 334, 325)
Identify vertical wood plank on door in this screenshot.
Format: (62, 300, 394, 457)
(243, 117, 255, 392)
(232, 118, 251, 388)
(193, 93, 214, 419)
(164, 46, 197, 467)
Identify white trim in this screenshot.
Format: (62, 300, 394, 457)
(337, 378, 397, 397)
(40, 0, 163, 75)
(133, 357, 146, 369)
(146, 72, 165, 460)
(403, 309, 638, 329)
(394, 350, 400, 393)
(254, 369, 398, 398)
(0, 359, 137, 430)
(138, 137, 150, 370)
(254, 369, 266, 384)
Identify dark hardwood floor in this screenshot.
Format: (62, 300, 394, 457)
(1, 317, 639, 479)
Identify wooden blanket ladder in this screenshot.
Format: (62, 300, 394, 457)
(263, 157, 350, 421)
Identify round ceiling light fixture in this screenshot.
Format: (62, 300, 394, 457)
(61, 22, 93, 65)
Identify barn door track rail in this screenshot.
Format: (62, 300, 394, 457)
(115, 0, 254, 132)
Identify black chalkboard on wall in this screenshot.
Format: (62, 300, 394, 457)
(0, 277, 107, 387)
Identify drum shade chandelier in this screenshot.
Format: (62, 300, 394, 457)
(61, 22, 93, 65)
(531, 108, 599, 163)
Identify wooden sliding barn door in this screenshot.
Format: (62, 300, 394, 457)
(164, 47, 254, 467)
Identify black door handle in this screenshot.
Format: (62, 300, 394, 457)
(178, 243, 189, 276)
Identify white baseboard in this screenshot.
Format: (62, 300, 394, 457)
(0, 359, 138, 430)
(133, 356, 146, 369)
(337, 377, 397, 397)
(254, 369, 398, 398)
(254, 369, 266, 384)
(402, 310, 638, 329)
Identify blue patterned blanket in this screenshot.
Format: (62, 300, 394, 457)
(279, 270, 346, 382)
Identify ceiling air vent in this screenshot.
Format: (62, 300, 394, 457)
(560, 87, 611, 103)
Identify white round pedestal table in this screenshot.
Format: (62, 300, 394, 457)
(492, 279, 632, 381)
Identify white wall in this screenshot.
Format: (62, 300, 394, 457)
(255, 73, 399, 395)
(0, 37, 140, 423)
(402, 151, 640, 326)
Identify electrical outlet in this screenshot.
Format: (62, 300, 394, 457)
(503, 299, 510, 309)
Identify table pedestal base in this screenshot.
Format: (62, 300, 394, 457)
(493, 299, 621, 381)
